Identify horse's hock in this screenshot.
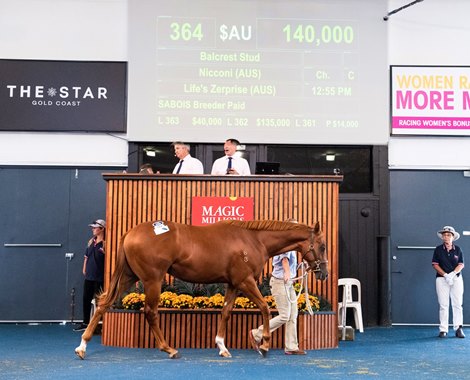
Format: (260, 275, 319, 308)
(101, 174, 341, 350)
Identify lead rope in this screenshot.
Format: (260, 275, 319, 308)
(284, 261, 314, 316)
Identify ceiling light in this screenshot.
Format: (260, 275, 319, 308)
(144, 147, 156, 157)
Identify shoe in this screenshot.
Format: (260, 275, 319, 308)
(73, 323, 88, 332)
(456, 327, 465, 338)
(438, 331, 447, 338)
(249, 330, 262, 356)
(285, 349, 307, 355)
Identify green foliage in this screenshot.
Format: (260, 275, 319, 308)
(172, 279, 225, 297)
(318, 294, 332, 311)
(257, 275, 272, 296)
(161, 279, 177, 294)
(162, 276, 271, 297)
(201, 283, 226, 297)
(134, 281, 144, 293)
(150, 275, 332, 311)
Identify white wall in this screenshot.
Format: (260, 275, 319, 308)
(388, 0, 470, 169)
(0, 0, 128, 166)
(1, 0, 469, 168)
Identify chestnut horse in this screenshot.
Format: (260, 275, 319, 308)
(75, 219, 328, 359)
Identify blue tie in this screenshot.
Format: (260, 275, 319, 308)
(227, 157, 232, 171)
(176, 160, 183, 174)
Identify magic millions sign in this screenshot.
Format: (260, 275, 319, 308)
(191, 196, 254, 226)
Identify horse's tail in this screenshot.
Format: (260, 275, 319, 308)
(97, 232, 138, 310)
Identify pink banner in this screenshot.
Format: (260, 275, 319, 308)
(392, 117, 470, 130)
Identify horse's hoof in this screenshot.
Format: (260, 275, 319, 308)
(169, 351, 181, 359)
(219, 350, 232, 358)
(75, 348, 86, 360)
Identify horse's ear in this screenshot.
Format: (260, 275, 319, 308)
(313, 221, 321, 233)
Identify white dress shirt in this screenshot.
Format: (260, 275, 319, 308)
(211, 155, 251, 175)
(172, 154, 204, 174)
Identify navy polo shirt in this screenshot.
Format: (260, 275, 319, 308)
(84, 239, 105, 282)
(432, 244, 464, 278)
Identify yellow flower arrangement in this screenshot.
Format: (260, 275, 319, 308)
(193, 296, 210, 308)
(120, 283, 326, 311)
(122, 292, 146, 310)
(234, 296, 257, 309)
(264, 295, 277, 308)
(159, 291, 177, 308)
(207, 293, 225, 308)
(172, 294, 194, 309)
(297, 293, 320, 312)
(293, 282, 303, 293)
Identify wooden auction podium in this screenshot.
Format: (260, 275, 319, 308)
(101, 173, 341, 350)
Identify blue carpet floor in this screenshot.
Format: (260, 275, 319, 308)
(0, 324, 469, 379)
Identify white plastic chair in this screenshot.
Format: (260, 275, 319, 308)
(338, 278, 364, 333)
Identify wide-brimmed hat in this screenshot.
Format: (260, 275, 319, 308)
(89, 219, 106, 229)
(437, 226, 460, 241)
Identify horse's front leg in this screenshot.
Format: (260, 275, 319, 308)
(238, 279, 271, 357)
(215, 285, 237, 358)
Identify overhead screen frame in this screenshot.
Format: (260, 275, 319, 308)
(127, 0, 388, 145)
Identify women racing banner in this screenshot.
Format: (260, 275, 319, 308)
(391, 65, 470, 136)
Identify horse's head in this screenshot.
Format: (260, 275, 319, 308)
(300, 222, 328, 280)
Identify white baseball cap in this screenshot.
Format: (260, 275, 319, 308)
(89, 219, 106, 229)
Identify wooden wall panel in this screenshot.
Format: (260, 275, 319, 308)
(103, 174, 341, 311)
(102, 310, 337, 350)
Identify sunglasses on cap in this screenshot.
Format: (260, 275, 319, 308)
(90, 221, 105, 228)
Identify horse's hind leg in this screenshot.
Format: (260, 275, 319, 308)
(144, 282, 180, 359)
(215, 285, 237, 358)
(75, 304, 107, 359)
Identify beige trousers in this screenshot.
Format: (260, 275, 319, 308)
(252, 277, 299, 351)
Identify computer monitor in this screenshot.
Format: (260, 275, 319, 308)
(255, 162, 280, 175)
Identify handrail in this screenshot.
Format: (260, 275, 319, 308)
(396, 245, 434, 250)
(4, 243, 62, 247)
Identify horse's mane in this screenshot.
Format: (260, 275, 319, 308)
(223, 220, 303, 231)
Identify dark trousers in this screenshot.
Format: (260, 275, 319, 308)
(82, 279, 103, 324)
